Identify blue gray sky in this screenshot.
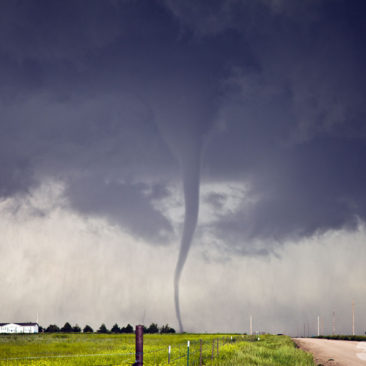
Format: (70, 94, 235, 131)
(1, 0, 366, 335)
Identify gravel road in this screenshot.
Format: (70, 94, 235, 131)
(293, 338, 366, 366)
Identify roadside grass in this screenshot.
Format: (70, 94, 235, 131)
(214, 335, 314, 366)
(316, 335, 366, 341)
(0, 333, 314, 365)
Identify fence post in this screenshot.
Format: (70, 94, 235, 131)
(168, 345, 171, 364)
(187, 341, 190, 366)
(135, 325, 143, 366)
(199, 339, 202, 366)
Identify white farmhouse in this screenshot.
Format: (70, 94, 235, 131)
(0, 322, 39, 334)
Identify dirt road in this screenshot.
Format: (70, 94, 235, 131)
(293, 338, 366, 366)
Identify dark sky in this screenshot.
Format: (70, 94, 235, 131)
(1, 0, 366, 333)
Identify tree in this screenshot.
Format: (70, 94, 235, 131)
(125, 324, 133, 333)
(147, 323, 159, 334)
(111, 324, 120, 333)
(61, 322, 73, 332)
(45, 324, 60, 333)
(97, 323, 109, 333)
(160, 324, 176, 334)
(120, 323, 133, 333)
(83, 325, 94, 333)
(72, 324, 81, 333)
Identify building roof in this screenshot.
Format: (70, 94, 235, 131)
(0, 323, 38, 326)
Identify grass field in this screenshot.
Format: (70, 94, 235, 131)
(0, 333, 314, 365)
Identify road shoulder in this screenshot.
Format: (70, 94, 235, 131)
(293, 338, 342, 366)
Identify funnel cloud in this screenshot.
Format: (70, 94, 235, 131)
(174, 141, 202, 332)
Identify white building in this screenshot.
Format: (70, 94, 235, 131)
(0, 322, 39, 334)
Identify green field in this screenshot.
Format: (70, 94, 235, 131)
(0, 333, 314, 365)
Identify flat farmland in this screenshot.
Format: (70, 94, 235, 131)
(0, 333, 314, 365)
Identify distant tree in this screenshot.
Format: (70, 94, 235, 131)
(83, 325, 94, 333)
(72, 324, 81, 333)
(147, 323, 159, 334)
(160, 324, 175, 334)
(61, 322, 73, 332)
(142, 325, 147, 333)
(125, 324, 133, 333)
(38, 325, 44, 333)
(111, 324, 120, 333)
(121, 323, 134, 333)
(97, 323, 109, 333)
(46, 324, 60, 333)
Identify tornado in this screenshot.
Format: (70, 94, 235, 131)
(174, 143, 201, 333)
(153, 87, 213, 332)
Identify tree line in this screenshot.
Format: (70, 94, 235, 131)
(40, 322, 175, 334)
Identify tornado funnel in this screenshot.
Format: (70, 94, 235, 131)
(174, 146, 201, 332)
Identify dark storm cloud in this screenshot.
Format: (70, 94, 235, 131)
(1, 0, 366, 248)
(0, 0, 231, 241)
(198, 0, 366, 247)
(206, 137, 366, 249)
(67, 177, 172, 243)
(0, 90, 176, 239)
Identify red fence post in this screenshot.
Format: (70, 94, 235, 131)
(135, 325, 143, 365)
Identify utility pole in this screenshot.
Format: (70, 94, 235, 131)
(321, 317, 324, 335)
(317, 315, 320, 337)
(332, 311, 336, 336)
(352, 301, 355, 336)
(250, 315, 253, 336)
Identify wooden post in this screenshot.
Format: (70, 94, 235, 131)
(168, 345, 171, 364)
(199, 339, 202, 366)
(135, 325, 143, 365)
